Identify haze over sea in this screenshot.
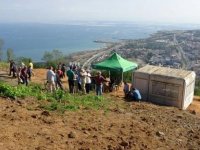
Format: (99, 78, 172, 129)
(0, 22, 199, 61)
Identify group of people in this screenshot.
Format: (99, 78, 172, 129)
(46, 63, 110, 96)
(46, 63, 142, 99)
(66, 65, 109, 96)
(8, 59, 142, 99)
(46, 66, 64, 92)
(8, 60, 142, 99)
(9, 59, 34, 86)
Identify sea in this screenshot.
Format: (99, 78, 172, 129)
(0, 22, 200, 61)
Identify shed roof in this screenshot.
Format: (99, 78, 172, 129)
(136, 65, 194, 79)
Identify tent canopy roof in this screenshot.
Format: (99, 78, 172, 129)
(92, 53, 138, 72)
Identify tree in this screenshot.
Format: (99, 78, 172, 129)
(0, 38, 4, 61)
(6, 48, 14, 62)
(42, 51, 53, 63)
(16, 56, 32, 66)
(52, 49, 63, 63)
(42, 49, 64, 66)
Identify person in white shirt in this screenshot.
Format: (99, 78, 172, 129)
(46, 66, 56, 93)
(85, 70, 92, 94)
(80, 68, 87, 94)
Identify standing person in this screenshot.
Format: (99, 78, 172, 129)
(80, 68, 87, 94)
(55, 69, 64, 90)
(12, 62, 17, 78)
(57, 67, 63, 79)
(85, 70, 91, 94)
(21, 66, 28, 86)
(28, 59, 34, 77)
(123, 82, 130, 98)
(9, 60, 14, 76)
(61, 64, 66, 78)
(93, 71, 109, 96)
(27, 66, 32, 81)
(46, 66, 56, 93)
(74, 67, 82, 92)
(17, 67, 23, 84)
(66, 66, 75, 93)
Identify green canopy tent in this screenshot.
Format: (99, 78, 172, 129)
(92, 52, 138, 82)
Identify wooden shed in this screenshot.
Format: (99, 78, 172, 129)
(133, 65, 196, 109)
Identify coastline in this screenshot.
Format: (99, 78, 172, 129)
(0, 23, 159, 61)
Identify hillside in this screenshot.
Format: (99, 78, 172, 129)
(0, 69, 200, 150)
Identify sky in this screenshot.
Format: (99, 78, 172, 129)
(1, 0, 200, 24)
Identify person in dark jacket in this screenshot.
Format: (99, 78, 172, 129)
(66, 66, 75, 93)
(21, 66, 28, 86)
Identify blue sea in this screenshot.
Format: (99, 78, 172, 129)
(0, 22, 199, 61)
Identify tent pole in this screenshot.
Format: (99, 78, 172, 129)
(122, 71, 123, 83)
(132, 69, 133, 85)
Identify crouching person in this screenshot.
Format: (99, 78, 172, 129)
(129, 87, 142, 102)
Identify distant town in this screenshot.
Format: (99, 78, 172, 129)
(71, 30, 200, 79)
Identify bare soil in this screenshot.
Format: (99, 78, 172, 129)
(0, 69, 200, 150)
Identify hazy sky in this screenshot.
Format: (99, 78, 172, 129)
(1, 0, 200, 24)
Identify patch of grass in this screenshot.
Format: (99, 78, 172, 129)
(0, 82, 43, 99)
(0, 82, 112, 113)
(43, 92, 112, 112)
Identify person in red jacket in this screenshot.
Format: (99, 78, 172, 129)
(92, 71, 109, 96)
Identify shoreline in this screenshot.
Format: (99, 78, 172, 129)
(33, 41, 116, 63)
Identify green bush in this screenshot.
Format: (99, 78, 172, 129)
(194, 79, 200, 96)
(0, 82, 42, 99)
(194, 87, 200, 96)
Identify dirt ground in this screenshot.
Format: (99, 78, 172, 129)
(0, 69, 200, 150)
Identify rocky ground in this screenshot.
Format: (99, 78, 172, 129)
(0, 69, 200, 150)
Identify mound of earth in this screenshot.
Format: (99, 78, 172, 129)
(0, 69, 200, 149)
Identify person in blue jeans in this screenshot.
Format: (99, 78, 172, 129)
(92, 71, 109, 96)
